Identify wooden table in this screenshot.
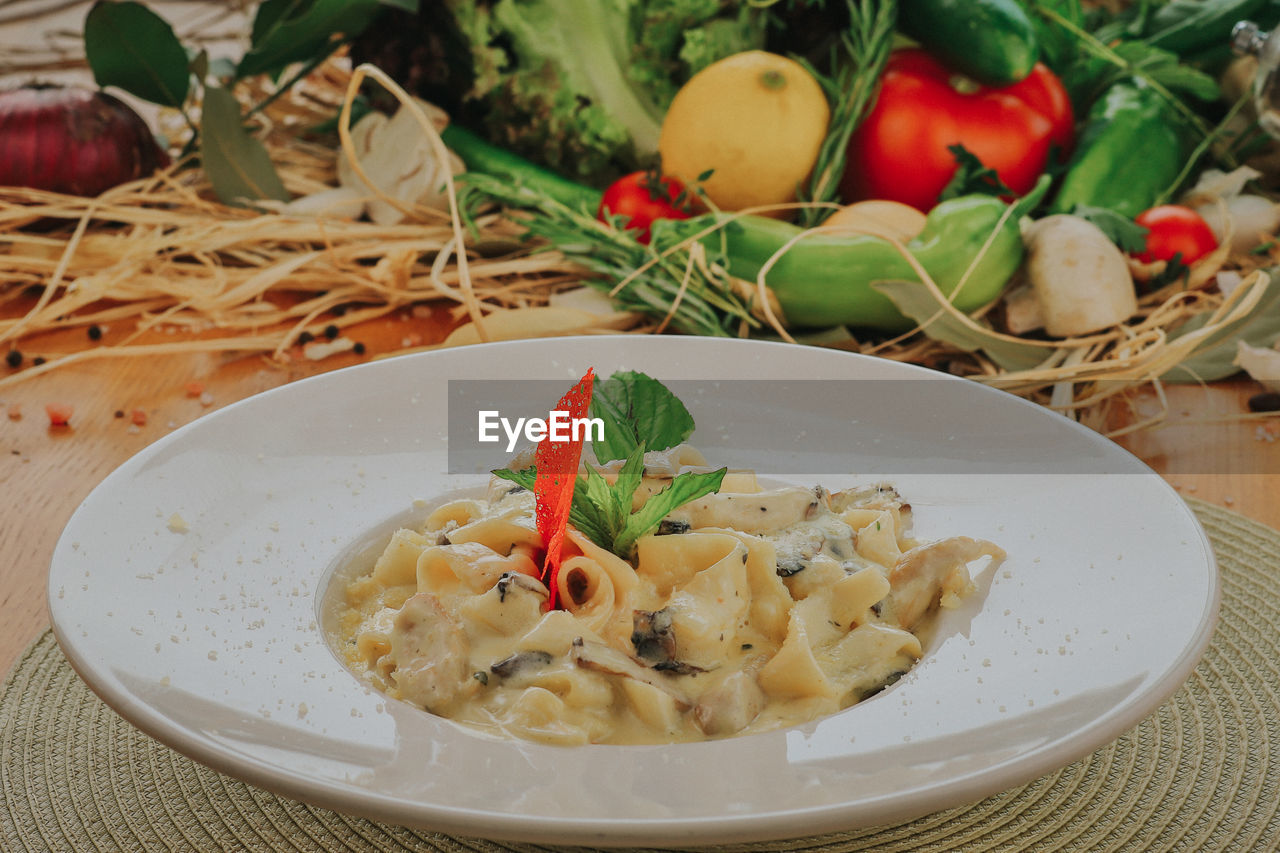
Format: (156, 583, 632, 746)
(2, 315, 1277, 679)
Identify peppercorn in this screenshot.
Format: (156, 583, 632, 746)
(87, 324, 103, 341)
(353, 342, 367, 355)
(1249, 392, 1280, 413)
(32, 356, 45, 366)
(324, 324, 340, 340)
(297, 330, 315, 345)
(5, 350, 21, 367)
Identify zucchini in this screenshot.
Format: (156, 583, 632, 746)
(897, 0, 1040, 86)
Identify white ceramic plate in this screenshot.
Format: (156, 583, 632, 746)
(49, 337, 1217, 849)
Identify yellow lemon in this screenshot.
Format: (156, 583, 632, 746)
(659, 51, 830, 213)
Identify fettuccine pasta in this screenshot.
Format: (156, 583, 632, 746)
(333, 446, 1004, 745)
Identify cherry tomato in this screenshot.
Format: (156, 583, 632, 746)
(1132, 205, 1219, 265)
(842, 50, 1074, 212)
(597, 172, 694, 244)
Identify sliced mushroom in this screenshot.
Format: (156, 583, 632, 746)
(490, 650, 553, 679)
(631, 609, 704, 674)
(571, 639, 692, 708)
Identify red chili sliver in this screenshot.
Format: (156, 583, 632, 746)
(534, 368, 594, 609)
(45, 402, 73, 426)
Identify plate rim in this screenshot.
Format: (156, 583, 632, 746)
(47, 336, 1221, 848)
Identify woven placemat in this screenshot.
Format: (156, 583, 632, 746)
(3, 498, 1278, 853)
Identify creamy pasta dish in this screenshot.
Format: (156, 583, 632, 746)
(333, 445, 1004, 745)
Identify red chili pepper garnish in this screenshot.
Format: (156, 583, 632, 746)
(533, 368, 594, 610)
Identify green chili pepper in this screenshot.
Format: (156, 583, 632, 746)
(689, 187, 1041, 331)
(1049, 80, 1190, 219)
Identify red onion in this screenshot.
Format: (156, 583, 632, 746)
(0, 85, 169, 197)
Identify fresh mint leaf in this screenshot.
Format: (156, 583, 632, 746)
(569, 445, 649, 554)
(613, 468, 727, 559)
(492, 467, 535, 490)
(590, 371, 695, 463)
(577, 465, 626, 549)
(939, 144, 1014, 202)
(493, 448, 725, 560)
(492, 465, 613, 546)
(1071, 204, 1149, 254)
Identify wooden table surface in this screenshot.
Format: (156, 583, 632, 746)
(2, 312, 1278, 679)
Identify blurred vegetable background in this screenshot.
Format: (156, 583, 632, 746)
(3, 0, 1280, 427)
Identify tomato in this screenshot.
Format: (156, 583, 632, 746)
(1132, 205, 1218, 265)
(842, 49, 1074, 212)
(597, 172, 694, 244)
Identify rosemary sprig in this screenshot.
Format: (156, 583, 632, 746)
(458, 174, 760, 337)
(796, 0, 898, 228)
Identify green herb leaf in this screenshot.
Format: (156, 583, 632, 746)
(237, 0, 382, 79)
(1071, 204, 1149, 254)
(590, 371, 695, 463)
(1113, 41, 1219, 102)
(84, 1, 190, 107)
(199, 86, 290, 205)
(1145, 252, 1191, 289)
(613, 468, 726, 559)
(493, 465, 612, 546)
(492, 373, 724, 561)
(188, 48, 209, 83)
(796, 0, 898, 227)
(576, 464, 626, 549)
(492, 467, 536, 490)
(939, 144, 1015, 202)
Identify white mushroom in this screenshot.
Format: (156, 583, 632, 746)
(1236, 341, 1280, 392)
(1022, 214, 1138, 337)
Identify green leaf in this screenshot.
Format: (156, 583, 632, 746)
(590, 371, 696, 463)
(1163, 272, 1280, 382)
(576, 465, 624, 549)
(939, 144, 1015, 202)
(199, 86, 290, 205)
(872, 279, 1050, 372)
(1071, 204, 1149, 254)
(614, 469, 726, 559)
(188, 48, 209, 83)
(491, 467, 535, 490)
(237, 0, 382, 78)
(84, 1, 190, 107)
(1113, 41, 1219, 101)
